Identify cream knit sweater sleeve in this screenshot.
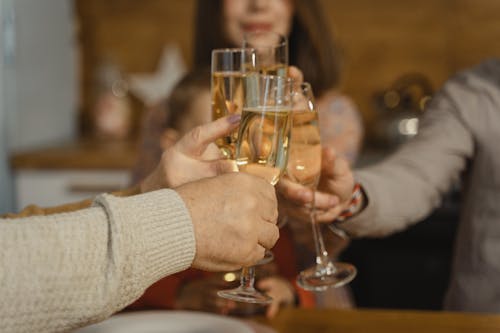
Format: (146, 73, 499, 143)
(0, 189, 195, 333)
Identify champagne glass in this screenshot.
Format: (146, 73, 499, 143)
(243, 31, 288, 77)
(287, 82, 357, 291)
(212, 48, 275, 264)
(211, 48, 256, 159)
(244, 31, 289, 229)
(217, 74, 294, 304)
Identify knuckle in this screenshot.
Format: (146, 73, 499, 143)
(270, 226, 279, 245)
(268, 186, 278, 201)
(255, 246, 266, 262)
(271, 194, 278, 210)
(271, 209, 279, 224)
(247, 248, 264, 266)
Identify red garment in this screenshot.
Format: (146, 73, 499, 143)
(127, 226, 314, 309)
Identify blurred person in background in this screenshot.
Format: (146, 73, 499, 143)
(0, 116, 280, 332)
(131, 0, 363, 317)
(280, 59, 500, 313)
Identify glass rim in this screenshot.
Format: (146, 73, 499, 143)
(211, 47, 256, 55)
(243, 31, 288, 48)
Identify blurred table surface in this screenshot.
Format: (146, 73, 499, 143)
(251, 308, 500, 333)
(10, 139, 138, 170)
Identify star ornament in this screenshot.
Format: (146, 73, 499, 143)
(129, 45, 187, 107)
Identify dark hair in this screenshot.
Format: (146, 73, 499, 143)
(165, 68, 210, 131)
(193, 0, 342, 97)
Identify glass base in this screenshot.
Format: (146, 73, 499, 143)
(217, 287, 273, 304)
(297, 261, 357, 291)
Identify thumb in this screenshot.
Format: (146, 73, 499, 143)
(321, 147, 337, 178)
(320, 147, 355, 203)
(266, 301, 280, 318)
(287, 66, 304, 84)
(213, 159, 238, 175)
(321, 147, 350, 179)
(176, 114, 241, 157)
(257, 278, 274, 291)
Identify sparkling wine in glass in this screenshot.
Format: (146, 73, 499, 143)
(217, 74, 294, 304)
(211, 48, 256, 159)
(288, 83, 357, 291)
(244, 31, 289, 230)
(243, 31, 288, 77)
(236, 106, 291, 186)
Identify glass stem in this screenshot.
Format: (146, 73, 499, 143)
(240, 266, 256, 291)
(310, 191, 332, 269)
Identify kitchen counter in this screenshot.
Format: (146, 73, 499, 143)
(10, 139, 138, 170)
(9, 139, 138, 209)
(253, 308, 500, 333)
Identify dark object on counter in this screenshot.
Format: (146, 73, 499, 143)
(371, 73, 433, 148)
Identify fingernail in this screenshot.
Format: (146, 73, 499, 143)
(227, 114, 241, 124)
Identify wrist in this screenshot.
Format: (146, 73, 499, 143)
(334, 183, 366, 223)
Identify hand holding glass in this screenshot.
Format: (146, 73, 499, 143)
(217, 74, 293, 304)
(287, 83, 357, 291)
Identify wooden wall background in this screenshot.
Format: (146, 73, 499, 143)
(75, 0, 500, 138)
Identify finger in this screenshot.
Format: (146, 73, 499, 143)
(177, 114, 241, 156)
(257, 222, 280, 249)
(257, 278, 274, 290)
(200, 142, 224, 160)
(247, 244, 266, 266)
(313, 191, 340, 210)
(288, 66, 304, 84)
(286, 207, 312, 222)
(258, 178, 279, 208)
(320, 147, 337, 177)
(315, 206, 345, 223)
(242, 172, 277, 205)
(207, 261, 242, 272)
(321, 147, 350, 179)
(276, 177, 313, 204)
(267, 302, 280, 318)
(278, 199, 310, 221)
(242, 244, 267, 267)
(213, 159, 238, 175)
(255, 179, 279, 223)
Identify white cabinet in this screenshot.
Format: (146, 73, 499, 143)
(14, 170, 130, 210)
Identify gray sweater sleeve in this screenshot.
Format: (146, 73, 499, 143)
(0, 189, 195, 333)
(338, 84, 474, 238)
